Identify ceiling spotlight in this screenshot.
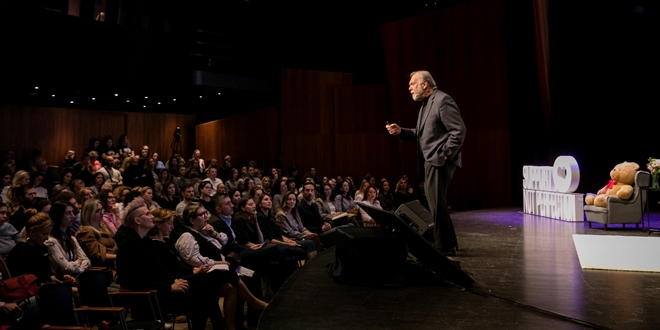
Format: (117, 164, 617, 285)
(114, 94, 118, 97)
(218, 92, 222, 95)
(35, 86, 39, 90)
(92, 97, 96, 101)
(51, 94, 56, 97)
(157, 102, 161, 105)
(199, 96, 203, 99)
(126, 100, 130, 103)
(145, 96, 148, 99)
(173, 99, 176, 101)
(143, 105, 146, 108)
(70, 101, 74, 104)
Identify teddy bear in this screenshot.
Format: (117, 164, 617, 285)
(585, 161, 639, 207)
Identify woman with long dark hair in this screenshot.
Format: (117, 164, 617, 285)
(377, 178, 395, 211)
(156, 182, 180, 211)
(45, 201, 91, 277)
(275, 192, 322, 253)
(257, 194, 315, 260)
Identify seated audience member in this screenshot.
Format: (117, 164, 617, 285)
(173, 165, 189, 195)
(51, 191, 81, 233)
(148, 208, 267, 330)
(354, 179, 370, 202)
(276, 192, 322, 252)
(122, 156, 142, 188)
(335, 180, 359, 216)
(142, 157, 158, 188)
(268, 167, 279, 183)
(154, 169, 171, 198)
(98, 190, 121, 234)
(117, 135, 134, 158)
(7, 209, 75, 284)
(393, 175, 415, 210)
(32, 198, 51, 215)
(97, 156, 123, 188)
(377, 178, 395, 211)
(112, 185, 131, 219)
(156, 182, 180, 211)
(45, 201, 91, 277)
(242, 178, 256, 199)
(71, 179, 86, 197)
(31, 172, 48, 199)
(85, 138, 100, 154)
(286, 178, 297, 196)
(220, 156, 232, 182)
(249, 187, 264, 207)
(152, 153, 165, 171)
(176, 183, 197, 218)
(359, 186, 382, 226)
(61, 150, 77, 171)
(261, 176, 272, 196)
(271, 179, 288, 213)
(8, 185, 36, 232)
(89, 172, 105, 195)
(137, 145, 151, 168)
(72, 152, 94, 186)
(231, 198, 266, 251)
(0, 171, 11, 201)
(3, 170, 31, 210)
(298, 182, 345, 248)
(229, 189, 242, 214)
(78, 187, 95, 205)
(217, 182, 226, 195)
(203, 167, 222, 197)
(167, 156, 179, 176)
(225, 168, 240, 191)
(0, 202, 20, 258)
(196, 181, 214, 214)
(89, 151, 102, 173)
(257, 194, 315, 260)
(75, 199, 117, 268)
(316, 183, 360, 228)
(99, 136, 118, 159)
(140, 186, 160, 211)
(204, 158, 218, 176)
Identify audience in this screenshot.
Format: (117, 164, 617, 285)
(44, 201, 91, 277)
(75, 199, 118, 268)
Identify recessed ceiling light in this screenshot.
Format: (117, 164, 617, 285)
(114, 93, 118, 97)
(158, 102, 161, 105)
(91, 97, 96, 101)
(143, 105, 146, 108)
(127, 100, 130, 103)
(52, 94, 55, 97)
(35, 86, 39, 90)
(145, 96, 148, 99)
(173, 99, 176, 101)
(70, 101, 74, 104)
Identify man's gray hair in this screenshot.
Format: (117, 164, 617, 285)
(410, 70, 437, 89)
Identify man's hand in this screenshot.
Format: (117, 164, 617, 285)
(386, 123, 401, 136)
(2, 302, 21, 314)
(171, 279, 189, 293)
(250, 244, 263, 250)
(322, 222, 332, 232)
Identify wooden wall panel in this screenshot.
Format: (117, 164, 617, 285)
(381, 0, 511, 208)
(280, 68, 352, 177)
(0, 104, 195, 171)
(196, 106, 281, 173)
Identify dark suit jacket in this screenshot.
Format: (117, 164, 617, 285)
(400, 89, 466, 167)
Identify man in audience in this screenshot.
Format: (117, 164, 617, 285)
(202, 167, 222, 197)
(122, 156, 142, 188)
(297, 182, 334, 247)
(73, 152, 94, 186)
(98, 156, 123, 188)
(176, 183, 197, 218)
(8, 185, 36, 232)
(173, 165, 189, 195)
(247, 166, 261, 186)
(220, 155, 232, 181)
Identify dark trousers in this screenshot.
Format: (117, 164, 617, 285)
(424, 161, 458, 251)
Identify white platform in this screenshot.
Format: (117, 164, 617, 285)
(573, 234, 660, 272)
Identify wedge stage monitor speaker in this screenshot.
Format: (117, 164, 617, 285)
(395, 201, 434, 239)
(357, 202, 474, 287)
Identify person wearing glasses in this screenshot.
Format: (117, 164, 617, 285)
(174, 204, 228, 268)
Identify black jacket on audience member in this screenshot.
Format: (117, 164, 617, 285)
(297, 201, 324, 234)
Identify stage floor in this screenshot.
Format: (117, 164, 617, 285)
(258, 208, 660, 330)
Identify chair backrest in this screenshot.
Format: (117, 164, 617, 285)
(0, 254, 11, 280)
(37, 283, 80, 326)
(636, 171, 651, 188)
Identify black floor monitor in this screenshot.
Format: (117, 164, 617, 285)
(357, 202, 474, 287)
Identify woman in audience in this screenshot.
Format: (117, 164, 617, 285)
(7, 209, 75, 284)
(78, 187, 95, 205)
(89, 172, 105, 195)
(269, 168, 279, 182)
(225, 168, 239, 191)
(242, 178, 255, 198)
(75, 199, 117, 268)
(72, 179, 86, 197)
(229, 189, 242, 214)
(137, 145, 150, 166)
(139, 186, 160, 211)
(89, 151, 101, 173)
(98, 190, 121, 234)
(316, 183, 341, 222)
(45, 201, 91, 278)
(99, 136, 118, 159)
(232, 197, 266, 250)
(393, 175, 415, 210)
(249, 187, 263, 207)
(276, 192, 322, 252)
(31, 172, 48, 199)
(190, 150, 206, 174)
(271, 179, 287, 213)
(52, 169, 73, 190)
(141, 157, 157, 188)
(359, 186, 382, 226)
(117, 135, 134, 158)
(156, 182, 180, 211)
(197, 181, 214, 213)
(377, 178, 395, 211)
(261, 176, 272, 196)
(1, 172, 11, 200)
(286, 178, 297, 196)
(154, 169, 171, 198)
(32, 198, 51, 215)
(1, 160, 15, 178)
(85, 138, 100, 154)
(354, 179, 370, 202)
(3, 170, 30, 207)
(335, 180, 359, 216)
(257, 194, 314, 260)
(0, 202, 20, 258)
(112, 186, 131, 219)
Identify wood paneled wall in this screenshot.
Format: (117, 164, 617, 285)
(381, 0, 511, 209)
(0, 105, 196, 169)
(196, 106, 281, 173)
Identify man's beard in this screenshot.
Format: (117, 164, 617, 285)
(412, 91, 426, 101)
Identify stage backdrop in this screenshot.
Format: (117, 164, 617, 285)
(381, 0, 511, 209)
(0, 105, 196, 169)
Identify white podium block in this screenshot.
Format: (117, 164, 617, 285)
(573, 234, 660, 272)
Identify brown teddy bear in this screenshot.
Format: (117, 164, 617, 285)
(585, 161, 639, 207)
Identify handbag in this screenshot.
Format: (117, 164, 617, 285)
(0, 274, 39, 303)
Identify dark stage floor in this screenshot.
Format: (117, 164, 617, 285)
(258, 209, 660, 330)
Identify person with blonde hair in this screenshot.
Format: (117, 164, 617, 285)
(75, 199, 117, 268)
(1, 170, 30, 211)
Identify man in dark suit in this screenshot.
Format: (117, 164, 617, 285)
(386, 70, 466, 256)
